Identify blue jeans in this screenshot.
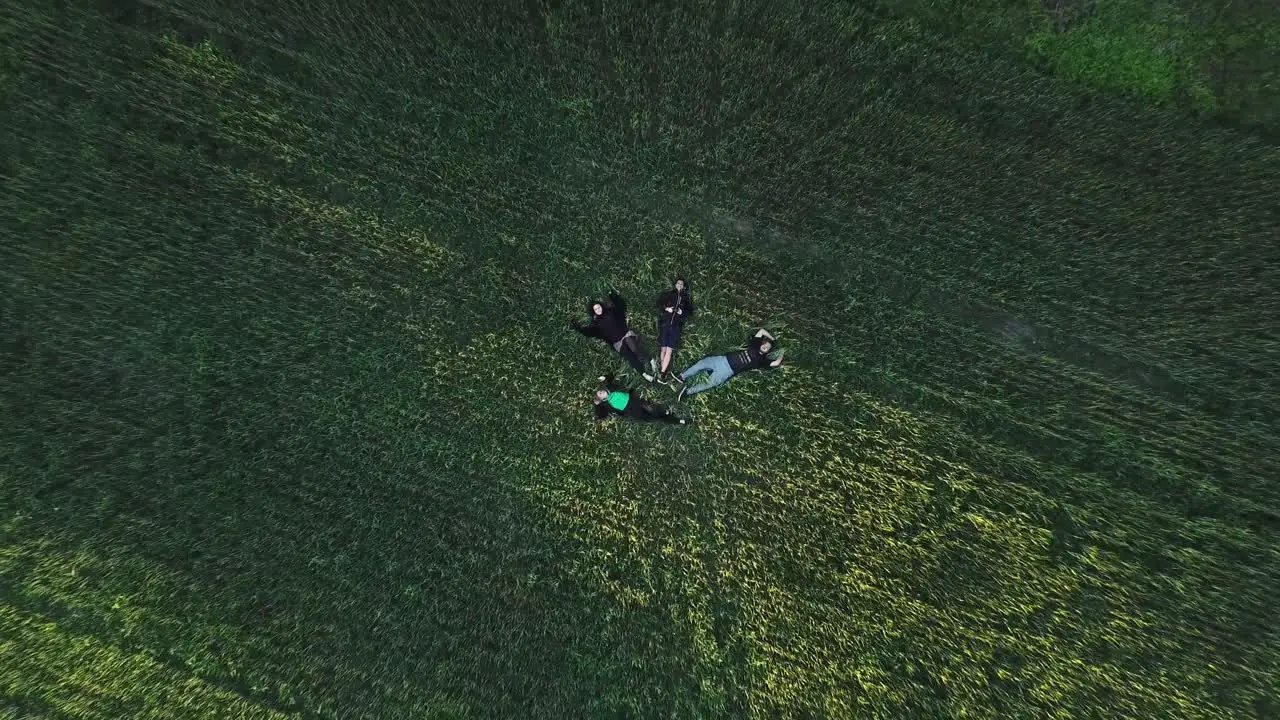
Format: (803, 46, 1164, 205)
(680, 355, 734, 395)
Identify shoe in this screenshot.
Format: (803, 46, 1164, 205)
(654, 373, 671, 386)
(642, 372, 655, 383)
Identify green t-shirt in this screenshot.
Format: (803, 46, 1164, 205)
(607, 391, 630, 412)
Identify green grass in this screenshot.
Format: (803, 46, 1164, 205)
(2, 0, 1278, 717)
(889, 0, 1279, 125)
(1025, 0, 1216, 109)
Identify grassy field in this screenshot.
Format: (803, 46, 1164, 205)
(888, 0, 1280, 125)
(2, 0, 1279, 717)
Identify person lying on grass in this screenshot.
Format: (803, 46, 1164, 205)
(572, 289, 655, 381)
(677, 329, 784, 400)
(653, 277, 695, 384)
(594, 373, 690, 425)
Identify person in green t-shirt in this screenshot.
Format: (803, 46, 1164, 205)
(593, 373, 690, 426)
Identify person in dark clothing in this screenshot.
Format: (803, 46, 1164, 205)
(653, 278, 695, 384)
(572, 290, 655, 381)
(677, 328, 784, 399)
(593, 373, 690, 425)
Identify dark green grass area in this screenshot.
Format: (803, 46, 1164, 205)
(2, 0, 1278, 717)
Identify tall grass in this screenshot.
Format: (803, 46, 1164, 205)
(2, 0, 1277, 717)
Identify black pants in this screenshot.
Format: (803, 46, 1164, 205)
(625, 399, 682, 424)
(617, 334, 651, 375)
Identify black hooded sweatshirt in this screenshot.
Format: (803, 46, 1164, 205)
(655, 286, 695, 326)
(574, 291, 630, 344)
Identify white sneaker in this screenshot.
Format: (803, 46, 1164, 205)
(642, 372, 655, 383)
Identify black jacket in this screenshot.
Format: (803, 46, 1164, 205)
(574, 291, 630, 344)
(655, 288, 695, 325)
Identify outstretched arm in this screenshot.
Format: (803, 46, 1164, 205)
(593, 403, 613, 420)
(754, 328, 775, 340)
(598, 372, 624, 391)
(608, 290, 627, 317)
(573, 322, 602, 339)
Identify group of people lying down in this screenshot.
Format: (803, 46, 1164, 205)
(572, 278, 785, 425)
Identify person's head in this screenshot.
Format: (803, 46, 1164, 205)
(594, 389, 610, 403)
(759, 339, 773, 354)
(590, 301, 604, 316)
(674, 278, 686, 292)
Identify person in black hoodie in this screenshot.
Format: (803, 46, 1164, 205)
(653, 277, 695, 384)
(593, 373, 689, 425)
(676, 328, 784, 399)
(572, 290, 655, 381)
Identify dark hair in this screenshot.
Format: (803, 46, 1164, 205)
(675, 277, 687, 286)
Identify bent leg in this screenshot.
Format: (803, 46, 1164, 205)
(687, 356, 735, 395)
(707, 356, 736, 389)
(653, 409, 684, 425)
(624, 334, 651, 366)
(684, 378, 715, 395)
(618, 344, 648, 375)
(636, 401, 683, 424)
(680, 356, 716, 382)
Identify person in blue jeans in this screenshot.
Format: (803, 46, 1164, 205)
(677, 329, 785, 399)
